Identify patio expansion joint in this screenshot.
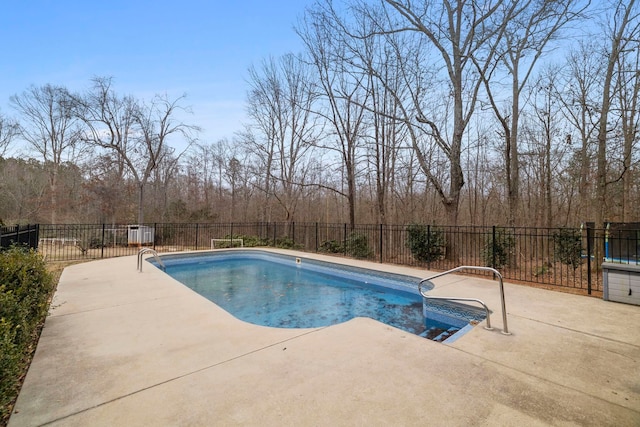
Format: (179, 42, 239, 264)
(34, 327, 328, 427)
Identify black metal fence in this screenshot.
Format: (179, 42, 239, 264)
(36, 222, 640, 295)
(0, 224, 40, 250)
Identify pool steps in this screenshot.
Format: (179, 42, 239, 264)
(419, 266, 511, 335)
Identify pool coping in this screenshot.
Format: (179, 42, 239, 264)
(8, 248, 640, 426)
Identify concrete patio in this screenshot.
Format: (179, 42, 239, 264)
(8, 249, 640, 426)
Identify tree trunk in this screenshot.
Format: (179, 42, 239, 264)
(137, 183, 145, 224)
(509, 77, 520, 227)
(346, 161, 357, 230)
(50, 167, 58, 224)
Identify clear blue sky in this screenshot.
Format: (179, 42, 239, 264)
(0, 0, 312, 150)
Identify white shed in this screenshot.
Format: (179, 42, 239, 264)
(127, 225, 154, 246)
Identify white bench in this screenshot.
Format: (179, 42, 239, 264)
(39, 238, 78, 247)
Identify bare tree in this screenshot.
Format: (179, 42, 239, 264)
(352, 9, 407, 226)
(361, 0, 521, 226)
(526, 68, 571, 227)
(392, 147, 422, 222)
(180, 141, 229, 221)
(10, 84, 83, 223)
(245, 54, 320, 228)
(148, 146, 183, 222)
(479, 0, 587, 225)
(462, 124, 497, 225)
(132, 94, 199, 223)
(368, 67, 406, 225)
(556, 40, 603, 221)
(79, 77, 198, 224)
(236, 126, 276, 222)
(595, 0, 639, 230)
(298, 5, 370, 228)
(0, 158, 48, 222)
(76, 77, 138, 223)
(0, 111, 19, 158)
(82, 152, 133, 223)
(614, 33, 640, 221)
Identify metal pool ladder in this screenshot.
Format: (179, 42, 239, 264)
(418, 266, 511, 335)
(137, 248, 166, 272)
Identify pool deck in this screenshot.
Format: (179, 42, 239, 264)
(8, 249, 640, 426)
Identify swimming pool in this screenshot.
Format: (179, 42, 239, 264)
(154, 250, 485, 341)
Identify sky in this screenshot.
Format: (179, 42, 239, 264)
(0, 0, 313, 152)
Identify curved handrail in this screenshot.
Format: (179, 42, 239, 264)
(419, 266, 510, 335)
(422, 295, 493, 331)
(137, 248, 165, 272)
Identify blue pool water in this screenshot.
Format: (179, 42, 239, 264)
(157, 251, 478, 340)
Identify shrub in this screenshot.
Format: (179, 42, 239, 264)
(240, 235, 270, 247)
(405, 224, 445, 263)
(88, 236, 105, 249)
(274, 236, 297, 249)
(483, 228, 515, 269)
(0, 246, 55, 423)
(219, 234, 269, 248)
(345, 232, 372, 259)
(319, 240, 343, 254)
(553, 228, 583, 269)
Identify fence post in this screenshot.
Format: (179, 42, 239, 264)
(343, 223, 347, 256)
(33, 224, 40, 250)
(379, 224, 383, 263)
(427, 224, 432, 270)
(586, 223, 592, 295)
(492, 225, 497, 270)
(101, 224, 105, 258)
(195, 223, 199, 250)
(153, 223, 157, 250)
(292, 221, 295, 245)
(315, 222, 318, 252)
